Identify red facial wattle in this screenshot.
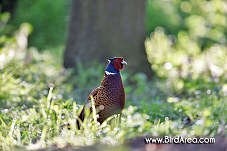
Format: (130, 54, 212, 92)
(113, 57, 127, 70)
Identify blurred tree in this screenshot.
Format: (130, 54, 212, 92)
(64, 0, 151, 75)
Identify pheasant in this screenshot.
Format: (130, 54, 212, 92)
(77, 57, 127, 128)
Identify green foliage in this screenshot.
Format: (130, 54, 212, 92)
(0, 12, 10, 34)
(144, 0, 227, 139)
(10, 0, 69, 49)
(146, 0, 227, 38)
(145, 0, 227, 94)
(146, 0, 184, 34)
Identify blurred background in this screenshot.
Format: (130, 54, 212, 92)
(2, 0, 227, 74)
(2, 0, 226, 93)
(0, 0, 227, 150)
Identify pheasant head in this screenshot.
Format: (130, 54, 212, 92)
(105, 57, 127, 75)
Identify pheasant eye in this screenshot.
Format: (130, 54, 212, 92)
(120, 64, 123, 69)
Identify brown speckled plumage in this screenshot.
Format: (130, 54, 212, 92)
(77, 57, 126, 128)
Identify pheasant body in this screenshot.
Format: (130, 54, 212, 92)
(94, 73, 125, 123)
(78, 57, 127, 127)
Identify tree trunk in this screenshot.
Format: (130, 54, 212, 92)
(64, 0, 151, 75)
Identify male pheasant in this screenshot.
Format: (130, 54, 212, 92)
(77, 57, 127, 128)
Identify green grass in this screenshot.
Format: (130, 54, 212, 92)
(0, 26, 226, 151)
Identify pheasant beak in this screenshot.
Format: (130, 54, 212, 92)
(121, 60, 127, 65)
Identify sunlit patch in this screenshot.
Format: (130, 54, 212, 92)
(222, 84, 227, 96)
(180, 1, 192, 13)
(164, 62, 172, 70)
(167, 97, 179, 103)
